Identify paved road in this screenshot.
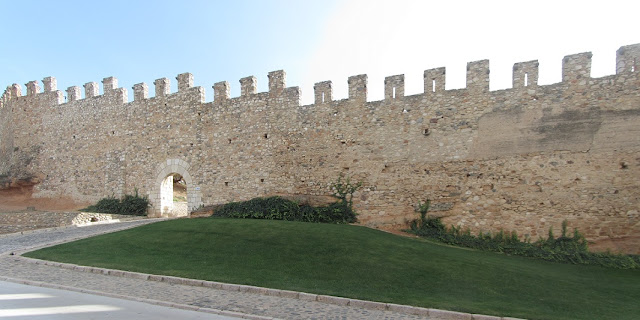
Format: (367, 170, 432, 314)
(0, 281, 240, 319)
(0, 220, 433, 319)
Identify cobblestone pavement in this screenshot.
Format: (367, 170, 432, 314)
(0, 220, 439, 320)
(0, 218, 159, 255)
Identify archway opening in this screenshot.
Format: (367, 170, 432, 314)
(160, 173, 188, 217)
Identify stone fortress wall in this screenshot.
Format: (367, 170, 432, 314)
(2, 44, 640, 252)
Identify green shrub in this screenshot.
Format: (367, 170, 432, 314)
(212, 196, 356, 224)
(89, 196, 121, 213)
(120, 193, 149, 215)
(408, 201, 640, 269)
(331, 174, 363, 208)
(81, 190, 149, 216)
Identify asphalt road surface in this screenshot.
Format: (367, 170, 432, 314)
(0, 281, 241, 320)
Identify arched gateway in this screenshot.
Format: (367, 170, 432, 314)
(149, 159, 203, 217)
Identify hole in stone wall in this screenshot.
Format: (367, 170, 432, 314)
(632, 59, 636, 72)
(423, 128, 430, 136)
(524, 73, 529, 86)
(260, 178, 264, 183)
(228, 139, 232, 144)
(321, 92, 325, 103)
(225, 181, 229, 186)
(264, 133, 268, 139)
(432, 79, 436, 92)
(161, 173, 188, 217)
(392, 87, 396, 99)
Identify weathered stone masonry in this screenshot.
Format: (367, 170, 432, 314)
(2, 44, 640, 252)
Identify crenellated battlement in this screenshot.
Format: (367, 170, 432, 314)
(313, 81, 332, 104)
(512, 60, 539, 89)
(83, 82, 99, 98)
(424, 67, 446, 95)
(467, 60, 491, 93)
(153, 77, 170, 97)
(348, 74, 368, 102)
(42, 77, 57, 92)
(268, 70, 286, 97)
(384, 75, 404, 101)
(66, 86, 81, 102)
(239, 76, 257, 97)
(132, 83, 148, 101)
(102, 77, 118, 93)
(4, 43, 639, 110)
(26, 81, 41, 96)
(616, 44, 640, 74)
(176, 73, 194, 91)
(213, 81, 230, 104)
(562, 52, 592, 84)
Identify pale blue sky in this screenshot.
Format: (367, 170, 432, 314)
(1, 0, 639, 104)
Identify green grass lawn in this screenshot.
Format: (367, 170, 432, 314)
(25, 218, 640, 319)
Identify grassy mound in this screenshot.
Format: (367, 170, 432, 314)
(25, 219, 640, 319)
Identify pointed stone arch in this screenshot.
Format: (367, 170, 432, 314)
(148, 158, 203, 217)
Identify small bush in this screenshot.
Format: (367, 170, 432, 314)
(212, 196, 356, 224)
(408, 201, 640, 269)
(82, 190, 149, 216)
(90, 196, 121, 213)
(331, 174, 363, 208)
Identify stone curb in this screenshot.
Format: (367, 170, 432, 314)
(16, 254, 525, 320)
(0, 275, 277, 320)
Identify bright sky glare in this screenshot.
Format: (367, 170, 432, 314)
(1, 0, 638, 105)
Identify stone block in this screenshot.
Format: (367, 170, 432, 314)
(278, 290, 299, 299)
(298, 292, 318, 301)
(220, 283, 240, 291)
(349, 299, 387, 310)
(471, 314, 501, 320)
(429, 308, 473, 320)
(387, 303, 415, 314)
(202, 281, 223, 289)
(316, 295, 350, 306)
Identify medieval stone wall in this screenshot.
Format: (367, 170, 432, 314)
(1, 44, 639, 252)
